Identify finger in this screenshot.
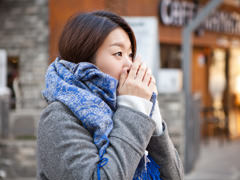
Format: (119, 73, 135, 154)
(128, 57, 141, 79)
(150, 75, 156, 86)
(149, 78, 158, 94)
(148, 75, 156, 86)
(135, 63, 147, 81)
(133, 55, 141, 63)
(149, 81, 157, 94)
(149, 75, 158, 92)
(143, 68, 152, 85)
(118, 68, 128, 88)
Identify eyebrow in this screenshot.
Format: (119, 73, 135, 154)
(110, 42, 131, 50)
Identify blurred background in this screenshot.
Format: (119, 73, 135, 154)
(1, 0, 240, 179)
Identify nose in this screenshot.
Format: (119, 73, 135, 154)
(123, 55, 132, 68)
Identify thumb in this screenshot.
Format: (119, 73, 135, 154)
(118, 68, 128, 88)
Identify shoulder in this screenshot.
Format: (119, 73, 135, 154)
(39, 101, 79, 129)
(42, 101, 72, 115)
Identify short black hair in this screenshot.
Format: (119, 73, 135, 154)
(58, 10, 136, 63)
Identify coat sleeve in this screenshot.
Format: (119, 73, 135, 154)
(147, 121, 184, 180)
(37, 101, 156, 180)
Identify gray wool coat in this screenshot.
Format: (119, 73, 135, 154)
(37, 101, 184, 180)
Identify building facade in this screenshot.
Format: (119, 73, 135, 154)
(1, 0, 240, 175)
(0, 0, 48, 110)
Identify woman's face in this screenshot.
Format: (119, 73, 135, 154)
(95, 27, 133, 81)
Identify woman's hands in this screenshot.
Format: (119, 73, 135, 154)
(117, 57, 157, 100)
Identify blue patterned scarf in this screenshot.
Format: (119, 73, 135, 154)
(42, 57, 161, 180)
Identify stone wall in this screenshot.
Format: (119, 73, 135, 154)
(158, 92, 186, 164)
(158, 92, 203, 173)
(0, 0, 49, 109)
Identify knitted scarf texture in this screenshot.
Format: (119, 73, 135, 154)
(42, 57, 161, 180)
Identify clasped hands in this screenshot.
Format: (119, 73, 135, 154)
(118, 57, 157, 100)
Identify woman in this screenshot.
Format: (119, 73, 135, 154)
(37, 11, 184, 180)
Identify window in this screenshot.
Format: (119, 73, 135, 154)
(7, 56, 19, 109)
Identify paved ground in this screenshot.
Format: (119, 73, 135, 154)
(1, 138, 240, 180)
(0, 140, 36, 180)
(185, 138, 240, 180)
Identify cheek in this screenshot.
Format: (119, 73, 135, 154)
(96, 59, 120, 79)
(95, 52, 123, 80)
(106, 63, 122, 80)
(95, 53, 111, 72)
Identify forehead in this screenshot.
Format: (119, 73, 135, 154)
(103, 28, 132, 50)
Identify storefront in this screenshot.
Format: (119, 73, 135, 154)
(158, 0, 240, 139)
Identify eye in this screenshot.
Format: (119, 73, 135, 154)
(129, 53, 133, 58)
(129, 53, 134, 61)
(114, 52, 122, 56)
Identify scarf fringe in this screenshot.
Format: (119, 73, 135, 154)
(133, 155, 161, 180)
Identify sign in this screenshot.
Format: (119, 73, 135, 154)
(159, 0, 240, 35)
(160, 0, 195, 26)
(124, 17, 160, 85)
(158, 69, 182, 93)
